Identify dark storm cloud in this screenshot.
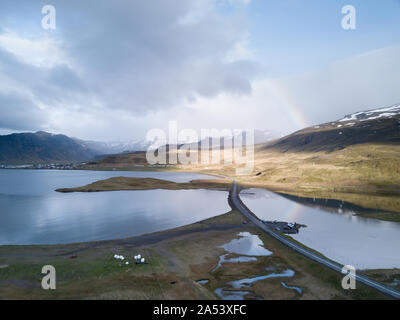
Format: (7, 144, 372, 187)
(0, 0, 257, 132)
(0, 92, 46, 130)
(57, 0, 257, 111)
(0, 43, 87, 111)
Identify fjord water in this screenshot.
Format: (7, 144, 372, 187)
(0, 170, 229, 245)
(240, 188, 400, 270)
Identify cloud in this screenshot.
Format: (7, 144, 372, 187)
(226, 0, 251, 8)
(0, 42, 87, 113)
(0, 1, 398, 141)
(0, 91, 47, 130)
(0, 31, 66, 67)
(60, 0, 257, 112)
(149, 45, 400, 138)
(275, 45, 400, 126)
(0, 0, 258, 133)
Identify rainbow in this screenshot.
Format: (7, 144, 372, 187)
(280, 202, 305, 222)
(261, 79, 309, 131)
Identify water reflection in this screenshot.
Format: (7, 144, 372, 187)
(240, 188, 400, 269)
(228, 269, 294, 289)
(278, 192, 396, 218)
(196, 279, 209, 285)
(212, 232, 272, 272)
(212, 254, 258, 272)
(214, 288, 252, 300)
(220, 232, 273, 256)
(215, 268, 296, 300)
(281, 282, 302, 294)
(0, 170, 228, 245)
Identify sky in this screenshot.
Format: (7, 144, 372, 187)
(0, 0, 399, 141)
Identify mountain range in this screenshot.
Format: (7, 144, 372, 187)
(0, 129, 280, 164)
(265, 104, 400, 152)
(1, 104, 399, 164)
(72, 138, 153, 155)
(0, 131, 96, 164)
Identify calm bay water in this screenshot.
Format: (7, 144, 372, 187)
(0, 169, 229, 245)
(240, 188, 400, 270)
(3, 169, 399, 270)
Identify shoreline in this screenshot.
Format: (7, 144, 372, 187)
(1, 168, 399, 300)
(53, 170, 400, 222)
(55, 177, 231, 193)
(5, 163, 400, 216)
(0, 209, 395, 300)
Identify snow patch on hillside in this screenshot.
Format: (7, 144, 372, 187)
(339, 104, 400, 123)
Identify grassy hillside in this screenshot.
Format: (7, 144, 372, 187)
(266, 118, 400, 152)
(265, 104, 400, 152)
(55, 177, 231, 193)
(246, 143, 400, 195)
(0, 131, 96, 164)
(79, 142, 400, 217)
(78, 106, 400, 216)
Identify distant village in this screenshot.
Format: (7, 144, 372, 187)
(0, 163, 85, 170)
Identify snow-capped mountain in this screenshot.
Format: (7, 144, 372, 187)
(73, 138, 153, 155)
(266, 103, 400, 152)
(176, 129, 282, 151)
(338, 104, 400, 123)
(77, 129, 282, 155)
